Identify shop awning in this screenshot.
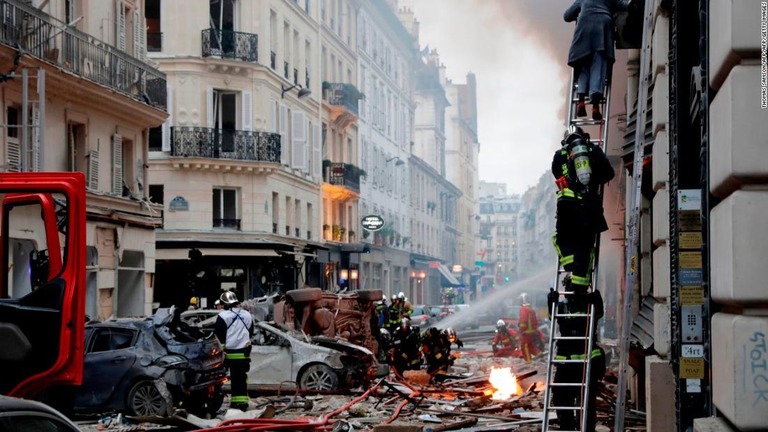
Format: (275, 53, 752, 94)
(437, 264, 462, 287)
(156, 248, 279, 260)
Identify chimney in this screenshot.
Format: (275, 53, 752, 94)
(439, 63, 447, 86)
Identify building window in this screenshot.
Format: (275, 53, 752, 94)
(213, 187, 239, 229)
(145, 0, 162, 51)
(149, 184, 164, 204)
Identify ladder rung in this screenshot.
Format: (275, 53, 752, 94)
(547, 406, 585, 410)
(552, 358, 589, 363)
(553, 336, 590, 340)
(553, 313, 594, 318)
(547, 382, 586, 387)
(570, 119, 605, 126)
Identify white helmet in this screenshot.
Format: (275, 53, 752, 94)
(397, 292, 406, 300)
(519, 293, 530, 305)
(220, 290, 239, 306)
(401, 318, 410, 328)
(496, 319, 506, 329)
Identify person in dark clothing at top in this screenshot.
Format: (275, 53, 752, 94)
(547, 276, 606, 432)
(564, 0, 634, 120)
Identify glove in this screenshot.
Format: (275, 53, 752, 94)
(547, 289, 559, 305)
(456, 340, 464, 349)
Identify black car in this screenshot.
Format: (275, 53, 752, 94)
(74, 307, 226, 417)
(0, 395, 81, 431)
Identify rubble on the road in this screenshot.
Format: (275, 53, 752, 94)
(76, 347, 641, 431)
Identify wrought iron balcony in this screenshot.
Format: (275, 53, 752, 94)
(201, 28, 258, 62)
(170, 127, 281, 162)
(0, 0, 166, 109)
(322, 160, 362, 193)
(213, 218, 241, 230)
(322, 82, 361, 117)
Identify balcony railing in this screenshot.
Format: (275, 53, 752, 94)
(147, 32, 162, 52)
(171, 127, 281, 162)
(0, 0, 166, 108)
(201, 28, 257, 62)
(323, 160, 362, 193)
(213, 218, 241, 230)
(322, 82, 362, 116)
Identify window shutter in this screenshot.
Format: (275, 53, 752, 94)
(206, 88, 214, 128)
(162, 85, 173, 152)
(112, 134, 123, 195)
(269, 100, 277, 132)
(279, 104, 288, 165)
(87, 150, 99, 190)
(133, 9, 141, 59)
(115, 1, 126, 51)
(242, 91, 252, 131)
(291, 111, 306, 170)
(7, 138, 20, 172)
(312, 123, 321, 179)
(31, 107, 41, 172)
(68, 124, 76, 171)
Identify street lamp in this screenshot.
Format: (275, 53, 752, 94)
(281, 84, 311, 99)
(386, 156, 405, 166)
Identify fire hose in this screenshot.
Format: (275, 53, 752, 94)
(189, 379, 384, 432)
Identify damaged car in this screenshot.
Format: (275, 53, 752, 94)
(74, 307, 227, 417)
(247, 321, 387, 392)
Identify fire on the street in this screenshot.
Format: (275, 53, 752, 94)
(488, 367, 523, 400)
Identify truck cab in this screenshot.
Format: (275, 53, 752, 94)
(0, 173, 86, 399)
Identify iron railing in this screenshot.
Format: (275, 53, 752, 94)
(201, 28, 257, 62)
(322, 160, 361, 193)
(322, 82, 361, 116)
(213, 218, 241, 230)
(0, 0, 167, 108)
(171, 127, 281, 162)
(147, 32, 162, 52)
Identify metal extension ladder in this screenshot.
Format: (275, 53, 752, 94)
(614, 0, 656, 431)
(541, 67, 611, 432)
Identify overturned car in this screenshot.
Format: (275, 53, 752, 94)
(74, 307, 226, 417)
(243, 288, 383, 356)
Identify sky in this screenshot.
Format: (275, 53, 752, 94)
(400, 0, 575, 195)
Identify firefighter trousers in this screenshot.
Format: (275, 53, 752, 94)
(552, 354, 606, 432)
(225, 349, 251, 408)
(520, 333, 540, 363)
(552, 230, 595, 292)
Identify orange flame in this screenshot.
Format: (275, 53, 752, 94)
(488, 367, 523, 400)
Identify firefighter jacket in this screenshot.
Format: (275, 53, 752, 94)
(388, 304, 403, 328)
(215, 307, 255, 351)
(549, 291, 604, 358)
(392, 326, 422, 364)
(421, 328, 453, 369)
(492, 327, 518, 349)
(551, 139, 615, 234)
(518, 305, 539, 335)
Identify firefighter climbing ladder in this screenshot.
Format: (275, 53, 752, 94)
(614, 1, 655, 431)
(540, 64, 611, 432)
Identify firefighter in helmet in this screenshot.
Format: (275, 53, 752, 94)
(491, 319, 519, 357)
(551, 125, 614, 294)
(547, 275, 605, 432)
(421, 327, 464, 375)
(518, 293, 541, 363)
(214, 291, 254, 411)
(390, 318, 422, 375)
(387, 295, 403, 332)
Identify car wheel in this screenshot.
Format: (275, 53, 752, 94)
(357, 289, 383, 302)
(127, 381, 169, 417)
(287, 288, 323, 303)
(299, 364, 339, 391)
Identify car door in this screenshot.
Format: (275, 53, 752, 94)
(247, 325, 292, 385)
(76, 327, 139, 408)
(0, 173, 87, 398)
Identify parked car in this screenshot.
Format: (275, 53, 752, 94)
(409, 305, 438, 328)
(0, 395, 82, 431)
(246, 321, 387, 391)
(74, 307, 227, 417)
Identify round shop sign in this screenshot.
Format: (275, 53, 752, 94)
(361, 215, 385, 232)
